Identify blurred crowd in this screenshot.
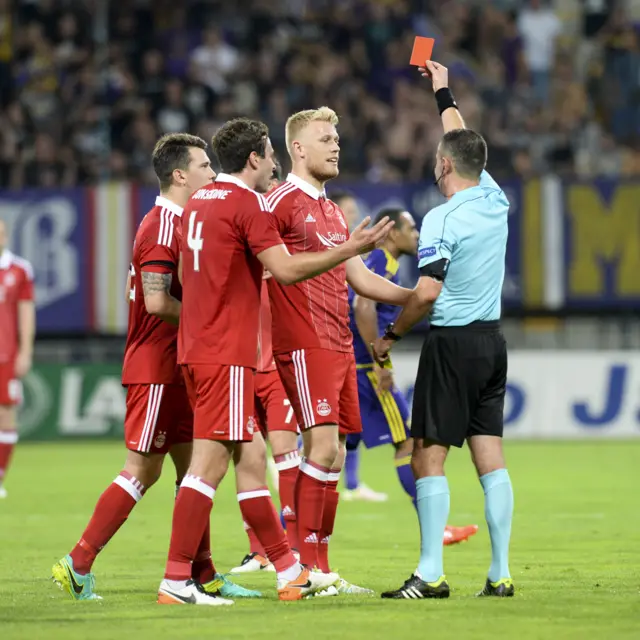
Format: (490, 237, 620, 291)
(1, 0, 640, 188)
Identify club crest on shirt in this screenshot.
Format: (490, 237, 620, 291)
(246, 415, 256, 435)
(154, 431, 167, 448)
(3, 272, 15, 288)
(316, 398, 331, 417)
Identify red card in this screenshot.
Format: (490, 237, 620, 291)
(409, 36, 435, 66)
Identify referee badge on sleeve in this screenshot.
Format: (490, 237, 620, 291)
(419, 246, 436, 260)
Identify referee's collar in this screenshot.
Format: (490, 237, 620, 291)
(449, 183, 483, 201)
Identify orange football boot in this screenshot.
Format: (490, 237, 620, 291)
(444, 524, 479, 545)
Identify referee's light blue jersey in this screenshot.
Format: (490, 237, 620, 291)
(417, 170, 509, 326)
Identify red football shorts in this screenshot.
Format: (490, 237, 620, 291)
(0, 362, 21, 407)
(254, 369, 298, 437)
(124, 383, 193, 454)
(275, 348, 362, 435)
(182, 363, 255, 442)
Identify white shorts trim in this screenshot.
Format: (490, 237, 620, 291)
(139, 384, 164, 452)
(292, 350, 314, 428)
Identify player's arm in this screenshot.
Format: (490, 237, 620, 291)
(16, 301, 35, 377)
(125, 270, 132, 302)
(346, 256, 412, 305)
(353, 294, 394, 391)
(141, 271, 181, 325)
(256, 216, 394, 285)
(371, 212, 450, 364)
(15, 266, 36, 378)
(353, 295, 378, 350)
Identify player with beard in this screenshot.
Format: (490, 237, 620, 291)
(266, 107, 414, 595)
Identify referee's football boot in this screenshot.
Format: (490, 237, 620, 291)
(476, 578, 514, 597)
(381, 574, 450, 599)
(51, 555, 102, 601)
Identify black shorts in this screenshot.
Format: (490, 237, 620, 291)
(411, 321, 507, 448)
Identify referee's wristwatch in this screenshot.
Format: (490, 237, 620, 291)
(383, 323, 402, 342)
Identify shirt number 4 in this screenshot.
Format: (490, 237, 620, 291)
(188, 212, 204, 272)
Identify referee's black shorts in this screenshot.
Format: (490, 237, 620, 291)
(411, 321, 507, 448)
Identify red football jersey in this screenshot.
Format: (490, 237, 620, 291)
(266, 173, 352, 354)
(0, 251, 34, 363)
(178, 174, 283, 367)
(257, 279, 276, 373)
(122, 196, 185, 385)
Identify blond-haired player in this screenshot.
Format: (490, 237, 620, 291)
(266, 107, 413, 595)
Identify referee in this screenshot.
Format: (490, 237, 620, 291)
(373, 61, 513, 600)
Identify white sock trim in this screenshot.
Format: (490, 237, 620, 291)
(114, 474, 144, 502)
(277, 561, 303, 582)
(299, 459, 329, 482)
(181, 474, 215, 500)
(275, 457, 300, 471)
(0, 431, 18, 444)
(164, 579, 189, 591)
(237, 489, 271, 502)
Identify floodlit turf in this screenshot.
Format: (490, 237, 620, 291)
(0, 441, 638, 640)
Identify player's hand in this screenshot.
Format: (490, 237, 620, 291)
(15, 351, 32, 378)
(374, 363, 394, 392)
(418, 60, 449, 92)
(263, 270, 272, 280)
(347, 216, 395, 256)
(371, 337, 394, 367)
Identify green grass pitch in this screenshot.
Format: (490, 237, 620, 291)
(0, 441, 638, 639)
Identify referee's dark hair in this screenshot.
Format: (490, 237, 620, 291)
(441, 128, 487, 179)
(374, 207, 407, 227)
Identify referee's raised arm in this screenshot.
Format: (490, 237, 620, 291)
(372, 63, 459, 352)
(378, 61, 515, 601)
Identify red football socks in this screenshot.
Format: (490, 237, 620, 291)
(317, 468, 341, 573)
(238, 487, 297, 573)
(191, 519, 216, 584)
(165, 475, 215, 581)
(294, 458, 329, 568)
(244, 520, 266, 556)
(0, 430, 18, 487)
(274, 449, 300, 551)
(70, 470, 145, 575)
